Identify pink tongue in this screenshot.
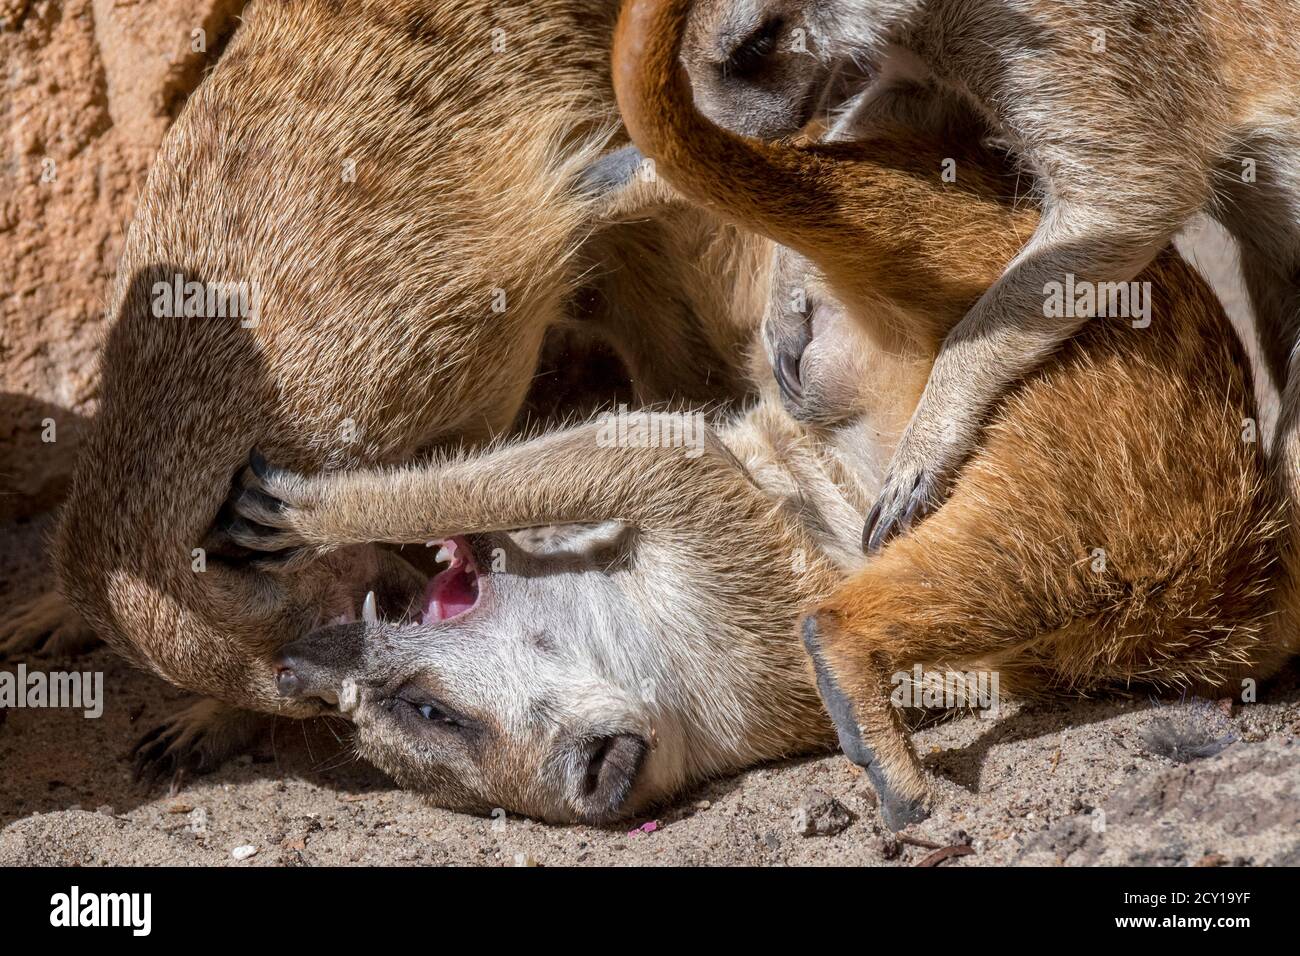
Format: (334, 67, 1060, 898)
(424, 566, 477, 622)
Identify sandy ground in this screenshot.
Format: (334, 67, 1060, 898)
(3, 222, 1299, 867)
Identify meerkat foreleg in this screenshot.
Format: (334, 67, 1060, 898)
(131, 697, 275, 786)
(219, 420, 754, 560)
(862, 206, 1173, 552)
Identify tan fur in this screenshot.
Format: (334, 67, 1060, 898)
(612, 0, 1299, 824)
(3, 0, 767, 764)
(227, 413, 847, 821)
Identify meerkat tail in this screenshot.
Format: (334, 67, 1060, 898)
(612, 0, 828, 245)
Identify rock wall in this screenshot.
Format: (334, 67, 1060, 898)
(0, 0, 246, 521)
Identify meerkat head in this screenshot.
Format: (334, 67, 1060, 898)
(681, 0, 833, 139)
(266, 512, 835, 823)
(679, 0, 920, 139)
(268, 525, 692, 823)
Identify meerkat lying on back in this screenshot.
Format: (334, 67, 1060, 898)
(210, 0, 1297, 827)
(680, 0, 1300, 551)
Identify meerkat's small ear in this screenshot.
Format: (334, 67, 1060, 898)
(575, 732, 648, 823)
(575, 143, 677, 220)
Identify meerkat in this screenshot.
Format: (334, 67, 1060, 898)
(678, 0, 1300, 551)
(208, 0, 1297, 827)
(0, 0, 769, 776)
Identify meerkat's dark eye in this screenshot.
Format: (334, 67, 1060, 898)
(417, 701, 460, 725)
(392, 690, 463, 728)
(724, 16, 785, 79)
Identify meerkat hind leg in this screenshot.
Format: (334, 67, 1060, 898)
(804, 517, 1088, 830)
(0, 590, 99, 659)
(133, 698, 273, 787)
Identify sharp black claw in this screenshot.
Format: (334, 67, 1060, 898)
(900, 489, 924, 530)
(252, 548, 300, 570)
(135, 748, 164, 787)
(865, 471, 937, 554)
(226, 516, 279, 547)
(132, 725, 163, 754)
(237, 486, 285, 518)
(776, 349, 803, 403)
(132, 728, 166, 784)
(866, 507, 895, 554)
(862, 501, 882, 553)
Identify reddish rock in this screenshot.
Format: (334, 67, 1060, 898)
(0, 0, 246, 520)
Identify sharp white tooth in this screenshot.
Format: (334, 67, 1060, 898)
(338, 678, 359, 714)
(425, 539, 438, 548)
(362, 590, 378, 624)
(434, 544, 454, 564)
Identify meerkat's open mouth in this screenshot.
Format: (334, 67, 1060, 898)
(418, 535, 481, 623)
(319, 535, 482, 630)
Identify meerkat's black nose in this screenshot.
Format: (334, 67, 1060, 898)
(273, 658, 304, 698)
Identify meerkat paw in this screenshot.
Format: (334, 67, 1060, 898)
(0, 590, 98, 660)
(862, 431, 965, 553)
(132, 697, 270, 788)
(209, 448, 325, 569)
(801, 614, 932, 831)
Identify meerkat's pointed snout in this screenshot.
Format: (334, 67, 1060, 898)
(273, 622, 369, 706)
(273, 658, 305, 699)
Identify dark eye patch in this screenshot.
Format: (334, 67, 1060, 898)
(387, 684, 480, 738)
(723, 16, 785, 79)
